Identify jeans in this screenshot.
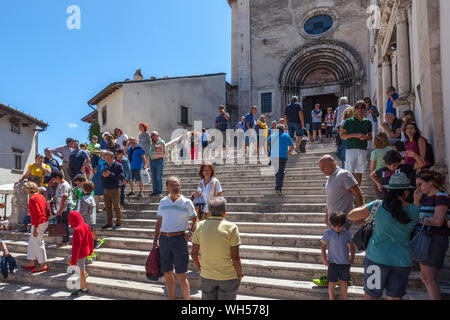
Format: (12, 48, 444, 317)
(56, 210, 70, 244)
(150, 158, 164, 194)
(22, 215, 31, 225)
(274, 158, 288, 191)
(120, 185, 126, 206)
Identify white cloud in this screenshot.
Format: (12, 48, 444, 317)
(67, 123, 78, 129)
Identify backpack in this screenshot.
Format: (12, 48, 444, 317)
(425, 141, 435, 168)
(145, 246, 163, 281)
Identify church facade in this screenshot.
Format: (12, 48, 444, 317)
(227, 0, 373, 127)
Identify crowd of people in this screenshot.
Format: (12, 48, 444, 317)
(3, 89, 449, 301)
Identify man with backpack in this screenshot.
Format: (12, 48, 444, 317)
(126, 137, 146, 198)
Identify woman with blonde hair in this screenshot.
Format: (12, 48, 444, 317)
(414, 169, 450, 300)
(21, 181, 49, 273)
(370, 132, 393, 173)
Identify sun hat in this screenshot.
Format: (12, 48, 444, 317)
(383, 173, 415, 189)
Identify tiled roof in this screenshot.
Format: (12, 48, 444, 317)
(0, 103, 48, 128)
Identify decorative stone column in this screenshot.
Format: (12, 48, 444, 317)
(382, 56, 392, 118)
(394, 3, 412, 115)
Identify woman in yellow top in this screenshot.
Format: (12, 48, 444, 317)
(15, 154, 52, 187)
(255, 115, 269, 156)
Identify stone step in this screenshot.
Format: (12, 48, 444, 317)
(8, 254, 432, 300)
(95, 218, 329, 235)
(124, 186, 377, 197)
(9, 251, 428, 290)
(7, 259, 273, 300)
(160, 167, 332, 176)
(116, 195, 330, 205)
(0, 281, 112, 300)
(5, 239, 366, 266)
(117, 202, 327, 213)
(94, 233, 324, 249)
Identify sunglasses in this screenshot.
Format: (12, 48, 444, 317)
(355, 106, 365, 110)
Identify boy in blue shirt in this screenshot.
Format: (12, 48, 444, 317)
(267, 125, 294, 196)
(320, 212, 355, 300)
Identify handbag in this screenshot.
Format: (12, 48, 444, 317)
(410, 218, 432, 262)
(140, 168, 151, 185)
(48, 221, 67, 237)
(352, 200, 382, 251)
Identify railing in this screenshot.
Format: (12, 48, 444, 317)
(0, 184, 13, 219)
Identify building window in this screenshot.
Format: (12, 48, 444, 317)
(261, 92, 273, 113)
(181, 106, 188, 125)
(304, 15, 333, 35)
(101, 106, 107, 125)
(14, 155, 22, 170)
(11, 122, 20, 134)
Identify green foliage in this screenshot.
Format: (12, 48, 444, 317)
(88, 122, 101, 142)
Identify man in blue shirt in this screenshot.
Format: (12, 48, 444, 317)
(215, 105, 230, 153)
(386, 86, 399, 117)
(244, 106, 258, 156)
(126, 137, 147, 197)
(284, 96, 305, 152)
(69, 140, 91, 184)
(267, 125, 294, 196)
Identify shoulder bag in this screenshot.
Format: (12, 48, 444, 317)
(410, 218, 432, 262)
(352, 200, 382, 251)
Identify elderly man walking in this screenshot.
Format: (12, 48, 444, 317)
(191, 197, 243, 300)
(101, 151, 124, 230)
(51, 138, 74, 183)
(334, 97, 351, 148)
(153, 177, 198, 300)
(319, 155, 363, 229)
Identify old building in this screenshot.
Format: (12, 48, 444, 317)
(0, 103, 48, 185)
(83, 72, 230, 143)
(370, 0, 450, 174)
(227, 0, 372, 127)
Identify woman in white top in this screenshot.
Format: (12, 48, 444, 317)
(193, 163, 223, 220)
(114, 128, 129, 152)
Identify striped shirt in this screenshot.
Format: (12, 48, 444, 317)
(420, 192, 450, 236)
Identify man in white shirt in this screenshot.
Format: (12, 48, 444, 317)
(153, 176, 198, 300)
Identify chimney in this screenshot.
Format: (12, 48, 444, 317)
(133, 69, 143, 81)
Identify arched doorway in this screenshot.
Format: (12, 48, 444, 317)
(279, 40, 365, 118)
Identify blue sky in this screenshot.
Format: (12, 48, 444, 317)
(0, 0, 231, 153)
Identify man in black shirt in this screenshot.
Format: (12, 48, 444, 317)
(371, 150, 426, 201)
(283, 96, 305, 153)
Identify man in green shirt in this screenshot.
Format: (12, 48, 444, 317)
(340, 100, 372, 186)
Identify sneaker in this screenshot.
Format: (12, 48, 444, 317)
(312, 276, 328, 287)
(137, 193, 143, 198)
(126, 192, 135, 197)
(275, 190, 283, 196)
(94, 238, 104, 249)
(112, 224, 121, 230)
(101, 224, 113, 230)
(71, 289, 88, 297)
(18, 226, 27, 233)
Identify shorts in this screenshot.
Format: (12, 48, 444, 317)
(345, 149, 368, 174)
(419, 233, 449, 269)
(287, 122, 303, 139)
(312, 122, 322, 131)
(201, 277, 241, 300)
(159, 235, 189, 274)
(131, 169, 142, 182)
(363, 257, 410, 298)
(327, 264, 351, 282)
(68, 255, 86, 271)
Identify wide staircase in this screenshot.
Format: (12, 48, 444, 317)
(0, 142, 449, 300)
